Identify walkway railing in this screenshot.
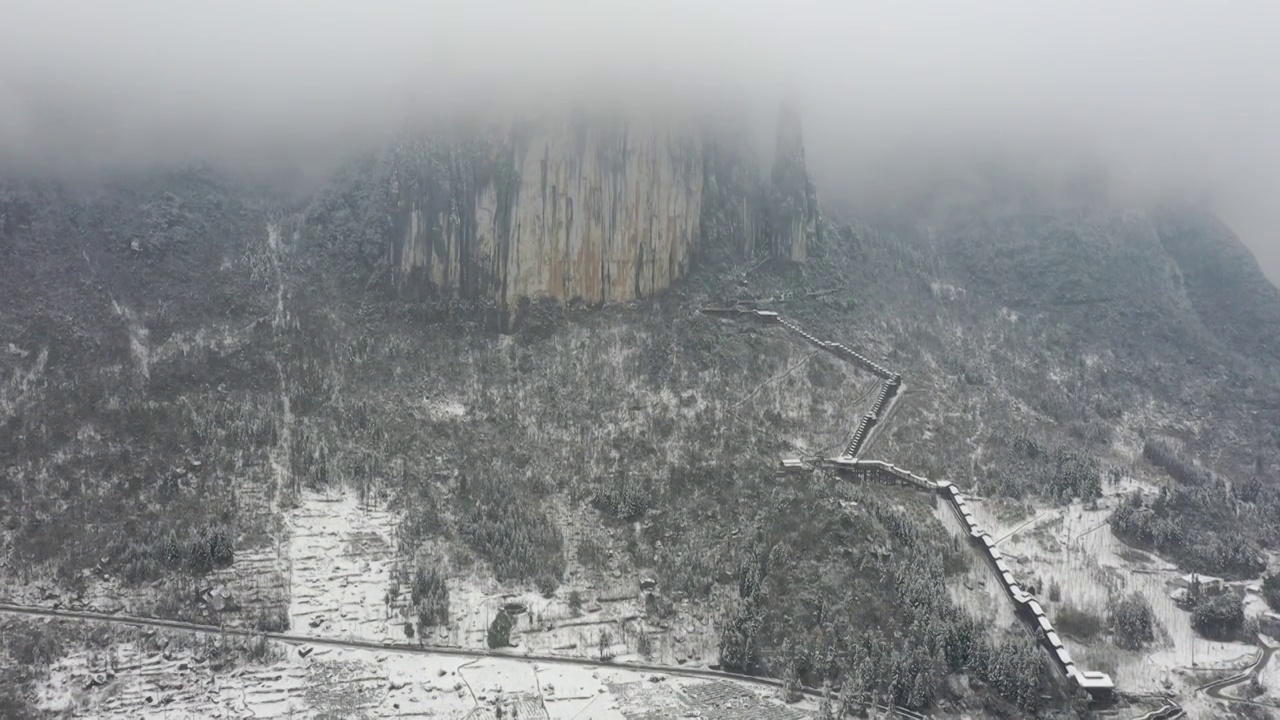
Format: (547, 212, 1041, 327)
(724, 306, 1117, 700)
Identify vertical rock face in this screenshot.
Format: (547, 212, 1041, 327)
(391, 116, 704, 310)
(385, 103, 817, 318)
(769, 100, 820, 262)
(700, 137, 768, 262)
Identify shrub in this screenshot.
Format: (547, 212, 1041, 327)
(125, 522, 237, 580)
(535, 573, 558, 598)
(718, 598, 762, 672)
(460, 479, 565, 589)
(568, 590, 583, 616)
(592, 472, 652, 522)
(780, 659, 802, 704)
(1263, 573, 1280, 613)
(253, 607, 290, 633)
(1095, 396, 1125, 420)
(487, 611, 513, 649)
(0, 668, 42, 720)
(1069, 419, 1113, 447)
(412, 560, 450, 627)
(656, 545, 719, 599)
(636, 631, 653, 658)
(1109, 487, 1265, 580)
(1044, 447, 1103, 503)
(575, 537, 608, 570)
(1192, 594, 1245, 640)
(644, 591, 675, 619)
(805, 354, 842, 389)
(247, 633, 273, 662)
(818, 681, 836, 719)
(4, 625, 62, 665)
(598, 628, 614, 661)
(836, 676, 863, 718)
(980, 633, 1048, 712)
(1054, 604, 1104, 641)
(1108, 592, 1156, 649)
(1143, 437, 1213, 485)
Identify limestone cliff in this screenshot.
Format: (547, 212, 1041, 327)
(698, 102, 819, 267)
(700, 137, 767, 262)
(390, 116, 703, 309)
(385, 105, 816, 317)
(768, 100, 820, 262)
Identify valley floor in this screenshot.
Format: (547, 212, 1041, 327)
(960, 481, 1280, 719)
(19, 612, 822, 719)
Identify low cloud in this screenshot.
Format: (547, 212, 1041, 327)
(2, 0, 1277, 278)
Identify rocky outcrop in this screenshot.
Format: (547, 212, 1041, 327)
(390, 115, 703, 310)
(1154, 208, 1280, 363)
(699, 138, 767, 262)
(699, 103, 820, 266)
(768, 100, 820, 262)
(386, 105, 818, 317)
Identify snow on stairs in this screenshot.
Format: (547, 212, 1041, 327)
(843, 414, 874, 457)
(771, 315, 900, 458)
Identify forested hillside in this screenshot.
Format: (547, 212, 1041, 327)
(3, 146, 1279, 717)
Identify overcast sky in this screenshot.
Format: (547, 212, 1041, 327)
(1, 0, 1277, 280)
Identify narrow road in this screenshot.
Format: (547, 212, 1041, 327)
(0, 602, 927, 720)
(767, 312, 1117, 708)
(995, 509, 1053, 544)
(1197, 638, 1279, 708)
(1127, 697, 1183, 720)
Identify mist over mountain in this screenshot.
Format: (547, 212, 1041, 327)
(2, 0, 1278, 282)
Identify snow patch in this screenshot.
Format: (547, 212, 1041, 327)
(286, 490, 401, 642)
(426, 398, 468, 419)
(111, 299, 151, 380)
(930, 281, 966, 301)
(0, 346, 47, 423)
(36, 637, 804, 718)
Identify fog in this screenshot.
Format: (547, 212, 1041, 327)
(2, 0, 1278, 280)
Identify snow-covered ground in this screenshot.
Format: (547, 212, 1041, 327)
(286, 489, 401, 642)
(1258, 640, 1280, 706)
(34, 631, 819, 718)
(281, 486, 727, 673)
(965, 487, 1262, 698)
(932, 499, 1021, 632)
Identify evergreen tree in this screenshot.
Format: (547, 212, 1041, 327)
(836, 675, 859, 718)
(718, 598, 760, 672)
(818, 679, 835, 720)
(411, 559, 450, 627)
(598, 628, 613, 661)
(1108, 592, 1156, 649)
(780, 657, 802, 704)
(487, 611, 514, 649)
(1192, 594, 1245, 639)
(1262, 573, 1280, 612)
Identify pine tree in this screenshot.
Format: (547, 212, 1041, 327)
(1108, 592, 1155, 649)
(907, 672, 927, 711)
(487, 611, 513, 649)
(818, 679, 835, 719)
(837, 676, 857, 719)
(718, 598, 760, 672)
(780, 658, 802, 704)
(1262, 572, 1280, 612)
(598, 628, 613, 661)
